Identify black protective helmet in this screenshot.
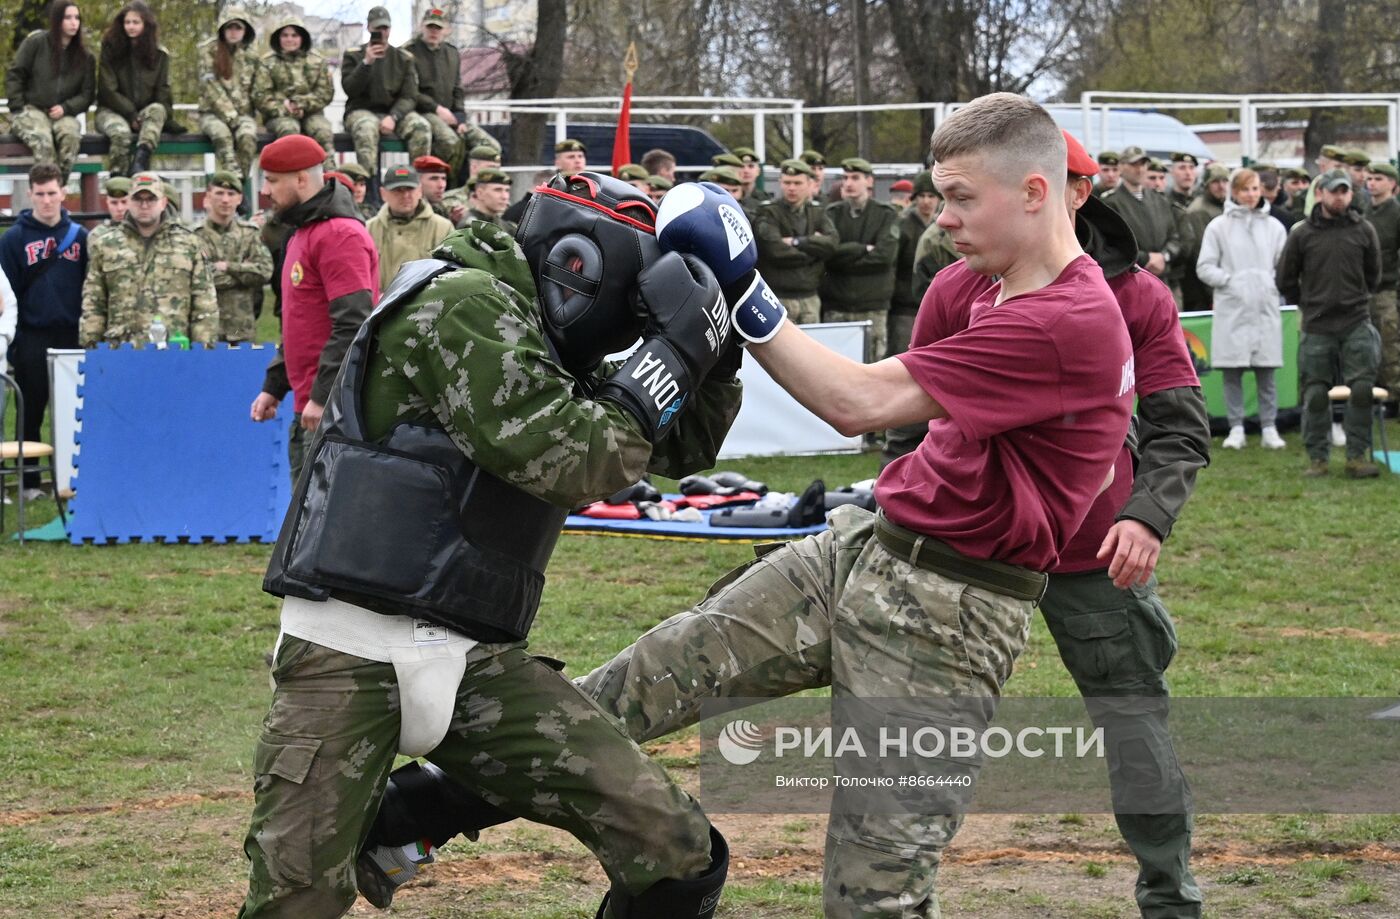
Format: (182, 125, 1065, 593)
(516, 172, 662, 374)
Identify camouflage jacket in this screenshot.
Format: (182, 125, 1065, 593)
(199, 37, 259, 123)
(821, 198, 900, 309)
(341, 44, 418, 120)
(361, 223, 744, 509)
(253, 47, 332, 122)
(466, 207, 516, 234)
(912, 220, 959, 302)
(752, 198, 839, 296)
(81, 216, 219, 347)
(196, 217, 273, 342)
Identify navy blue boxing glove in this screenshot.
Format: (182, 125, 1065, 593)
(657, 183, 788, 345)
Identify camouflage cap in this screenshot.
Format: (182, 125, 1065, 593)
(1251, 161, 1279, 172)
(468, 144, 501, 161)
(841, 157, 874, 175)
(701, 166, 742, 187)
(163, 181, 179, 201)
(1146, 159, 1167, 173)
(103, 176, 131, 197)
(1367, 162, 1399, 182)
(778, 158, 814, 178)
(1343, 149, 1371, 167)
(646, 175, 673, 191)
(1119, 145, 1151, 164)
(1319, 168, 1352, 191)
(555, 138, 586, 153)
(367, 5, 392, 27)
(800, 149, 826, 167)
(712, 153, 744, 168)
(208, 170, 243, 191)
(382, 164, 420, 189)
(337, 160, 371, 181)
(912, 170, 936, 195)
(1203, 164, 1231, 183)
(474, 167, 511, 186)
(732, 146, 761, 164)
(1319, 144, 1346, 161)
(129, 172, 163, 197)
(1169, 152, 1199, 165)
(421, 6, 448, 26)
(617, 163, 649, 182)
(1097, 151, 1120, 166)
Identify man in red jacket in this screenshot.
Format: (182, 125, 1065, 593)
(249, 134, 379, 481)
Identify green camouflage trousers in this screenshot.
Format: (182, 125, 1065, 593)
(11, 106, 81, 178)
(264, 115, 337, 170)
(1369, 289, 1400, 393)
(200, 111, 258, 178)
(1041, 571, 1202, 919)
(822, 307, 888, 364)
(95, 103, 165, 176)
(785, 292, 823, 325)
(1299, 321, 1379, 461)
(344, 109, 431, 176)
(238, 635, 712, 918)
(577, 505, 1033, 918)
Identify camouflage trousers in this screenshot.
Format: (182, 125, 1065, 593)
(200, 111, 258, 178)
(264, 115, 337, 171)
(237, 634, 713, 918)
(578, 505, 1034, 918)
(1299, 321, 1379, 461)
(1369, 289, 1400, 393)
(11, 106, 81, 179)
(95, 103, 165, 176)
(1041, 571, 1202, 919)
(882, 309, 925, 468)
(822, 307, 888, 364)
(344, 109, 431, 176)
(784, 292, 823, 326)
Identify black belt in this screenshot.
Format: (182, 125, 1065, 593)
(874, 510, 1048, 604)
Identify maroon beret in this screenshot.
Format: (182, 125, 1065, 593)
(325, 171, 354, 191)
(1062, 130, 1100, 178)
(259, 134, 327, 173)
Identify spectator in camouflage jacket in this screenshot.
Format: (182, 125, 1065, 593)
(252, 19, 335, 168)
(196, 171, 273, 343)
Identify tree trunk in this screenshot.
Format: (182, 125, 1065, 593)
(852, 0, 871, 158)
(11, 0, 48, 52)
(1303, 0, 1346, 165)
(503, 0, 568, 168)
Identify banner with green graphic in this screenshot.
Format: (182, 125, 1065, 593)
(1179, 307, 1300, 417)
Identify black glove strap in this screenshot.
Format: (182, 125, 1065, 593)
(596, 337, 696, 443)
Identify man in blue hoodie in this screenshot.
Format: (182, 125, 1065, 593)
(0, 162, 87, 496)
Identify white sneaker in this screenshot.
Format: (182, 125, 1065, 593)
(19, 487, 45, 502)
(1222, 426, 1246, 449)
(1331, 422, 1346, 447)
(1261, 426, 1286, 449)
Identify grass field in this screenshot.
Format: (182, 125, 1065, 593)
(1, 417, 1397, 917)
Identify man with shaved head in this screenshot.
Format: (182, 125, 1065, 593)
(356, 93, 1137, 917)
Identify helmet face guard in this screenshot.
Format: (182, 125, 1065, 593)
(516, 172, 663, 373)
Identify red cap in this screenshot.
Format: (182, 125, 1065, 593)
(1063, 130, 1099, 178)
(325, 171, 354, 191)
(890, 179, 914, 193)
(412, 155, 452, 174)
(259, 134, 327, 174)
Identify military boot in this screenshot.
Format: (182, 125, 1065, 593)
(1303, 459, 1329, 477)
(1345, 458, 1381, 479)
(595, 827, 729, 919)
(131, 143, 154, 174)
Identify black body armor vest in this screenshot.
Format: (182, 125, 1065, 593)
(264, 259, 569, 643)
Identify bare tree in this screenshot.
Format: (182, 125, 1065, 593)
(499, 0, 568, 166)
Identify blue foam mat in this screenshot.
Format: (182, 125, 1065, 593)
(1375, 450, 1400, 473)
(67, 343, 293, 544)
(565, 495, 828, 541)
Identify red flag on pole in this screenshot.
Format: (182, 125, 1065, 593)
(612, 42, 639, 175)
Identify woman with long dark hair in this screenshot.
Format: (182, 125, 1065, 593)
(4, 0, 95, 182)
(199, 9, 259, 183)
(94, 0, 173, 176)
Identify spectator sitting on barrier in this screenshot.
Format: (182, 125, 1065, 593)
(196, 171, 273, 344)
(95, 1, 178, 177)
(403, 7, 499, 174)
(0, 162, 87, 499)
(341, 6, 431, 203)
(81, 172, 216, 350)
(5, 0, 94, 185)
(1196, 167, 1288, 451)
(197, 9, 259, 190)
(367, 165, 452, 294)
(252, 20, 336, 171)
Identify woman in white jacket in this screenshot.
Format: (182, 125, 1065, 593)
(1196, 167, 1289, 449)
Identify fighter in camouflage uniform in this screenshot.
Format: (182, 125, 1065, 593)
(238, 172, 737, 918)
(80, 172, 218, 347)
(252, 20, 335, 168)
(198, 11, 260, 181)
(195, 171, 273, 343)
